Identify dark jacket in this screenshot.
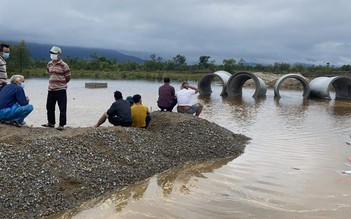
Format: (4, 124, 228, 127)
(107, 99, 132, 123)
(0, 83, 28, 109)
(158, 83, 176, 108)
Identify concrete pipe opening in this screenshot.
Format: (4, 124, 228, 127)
(274, 73, 310, 99)
(197, 70, 232, 96)
(309, 76, 351, 100)
(227, 71, 267, 98)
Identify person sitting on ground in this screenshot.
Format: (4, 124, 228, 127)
(131, 94, 151, 128)
(0, 75, 33, 127)
(93, 90, 132, 127)
(175, 82, 203, 117)
(157, 77, 177, 112)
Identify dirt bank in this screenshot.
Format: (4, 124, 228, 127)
(0, 112, 250, 219)
(244, 72, 309, 88)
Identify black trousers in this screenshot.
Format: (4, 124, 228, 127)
(46, 90, 67, 126)
(158, 99, 177, 112)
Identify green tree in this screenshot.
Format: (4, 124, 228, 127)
(340, 64, 351, 71)
(222, 58, 236, 72)
(143, 54, 164, 71)
(291, 64, 305, 73)
(198, 56, 211, 69)
(238, 58, 246, 68)
(9, 40, 31, 72)
(273, 62, 291, 74)
(171, 54, 188, 71)
(255, 63, 265, 71)
(173, 54, 186, 66)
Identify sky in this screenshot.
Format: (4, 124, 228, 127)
(1, 0, 351, 65)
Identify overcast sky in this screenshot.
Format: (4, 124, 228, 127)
(1, 0, 351, 65)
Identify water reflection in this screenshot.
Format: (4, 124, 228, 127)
(222, 94, 265, 127)
(274, 97, 309, 127)
(327, 100, 351, 117)
(57, 180, 150, 219)
(157, 158, 232, 196)
(59, 159, 233, 219)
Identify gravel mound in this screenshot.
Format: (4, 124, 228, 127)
(0, 112, 250, 218)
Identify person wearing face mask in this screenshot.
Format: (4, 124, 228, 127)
(0, 43, 10, 91)
(0, 75, 33, 127)
(42, 46, 71, 131)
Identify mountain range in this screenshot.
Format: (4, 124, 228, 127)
(19, 42, 146, 63)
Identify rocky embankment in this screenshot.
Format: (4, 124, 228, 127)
(0, 112, 250, 218)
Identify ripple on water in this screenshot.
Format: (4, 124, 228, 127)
(24, 80, 351, 219)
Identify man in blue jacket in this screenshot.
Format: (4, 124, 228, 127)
(0, 75, 33, 127)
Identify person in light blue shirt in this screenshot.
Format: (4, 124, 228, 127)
(0, 75, 33, 127)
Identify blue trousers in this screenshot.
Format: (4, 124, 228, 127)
(0, 104, 33, 124)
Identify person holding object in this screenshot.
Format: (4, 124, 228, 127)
(0, 43, 10, 91)
(175, 82, 203, 117)
(93, 91, 132, 127)
(157, 77, 177, 112)
(42, 46, 71, 131)
(0, 75, 33, 127)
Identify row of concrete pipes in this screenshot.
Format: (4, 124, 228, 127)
(197, 71, 351, 100)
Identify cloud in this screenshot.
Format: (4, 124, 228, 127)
(2, 0, 351, 65)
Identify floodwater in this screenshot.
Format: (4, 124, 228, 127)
(23, 78, 351, 219)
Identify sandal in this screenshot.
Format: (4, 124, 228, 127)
(42, 123, 55, 128)
(11, 121, 26, 127)
(56, 126, 64, 131)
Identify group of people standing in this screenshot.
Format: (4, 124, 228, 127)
(0, 43, 203, 130)
(0, 45, 70, 130)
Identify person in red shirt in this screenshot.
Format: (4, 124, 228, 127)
(157, 77, 177, 112)
(42, 46, 71, 131)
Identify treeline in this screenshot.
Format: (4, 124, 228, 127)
(4, 40, 351, 78)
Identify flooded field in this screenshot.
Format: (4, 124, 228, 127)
(23, 79, 351, 219)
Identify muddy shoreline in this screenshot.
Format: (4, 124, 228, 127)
(0, 112, 250, 218)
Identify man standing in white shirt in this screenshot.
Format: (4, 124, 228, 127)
(175, 82, 203, 117)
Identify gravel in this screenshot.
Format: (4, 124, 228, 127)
(0, 112, 250, 218)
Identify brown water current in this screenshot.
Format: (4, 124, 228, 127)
(23, 79, 351, 219)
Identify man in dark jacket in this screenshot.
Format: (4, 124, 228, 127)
(157, 77, 177, 111)
(93, 90, 132, 127)
(0, 75, 33, 126)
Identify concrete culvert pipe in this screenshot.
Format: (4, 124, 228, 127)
(274, 73, 310, 99)
(197, 70, 232, 96)
(227, 71, 267, 98)
(309, 76, 351, 100)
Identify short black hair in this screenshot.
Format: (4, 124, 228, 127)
(114, 91, 123, 100)
(164, 77, 170, 83)
(0, 43, 10, 52)
(132, 94, 141, 103)
(181, 82, 188, 87)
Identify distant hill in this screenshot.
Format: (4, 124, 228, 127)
(19, 42, 145, 63)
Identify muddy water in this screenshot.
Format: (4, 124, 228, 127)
(24, 79, 351, 219)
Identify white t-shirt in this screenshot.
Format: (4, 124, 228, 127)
(176, 89, 196, 106)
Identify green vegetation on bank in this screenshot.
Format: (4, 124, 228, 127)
(4, 40, 351, 82)
(22, 68, 206, 82)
